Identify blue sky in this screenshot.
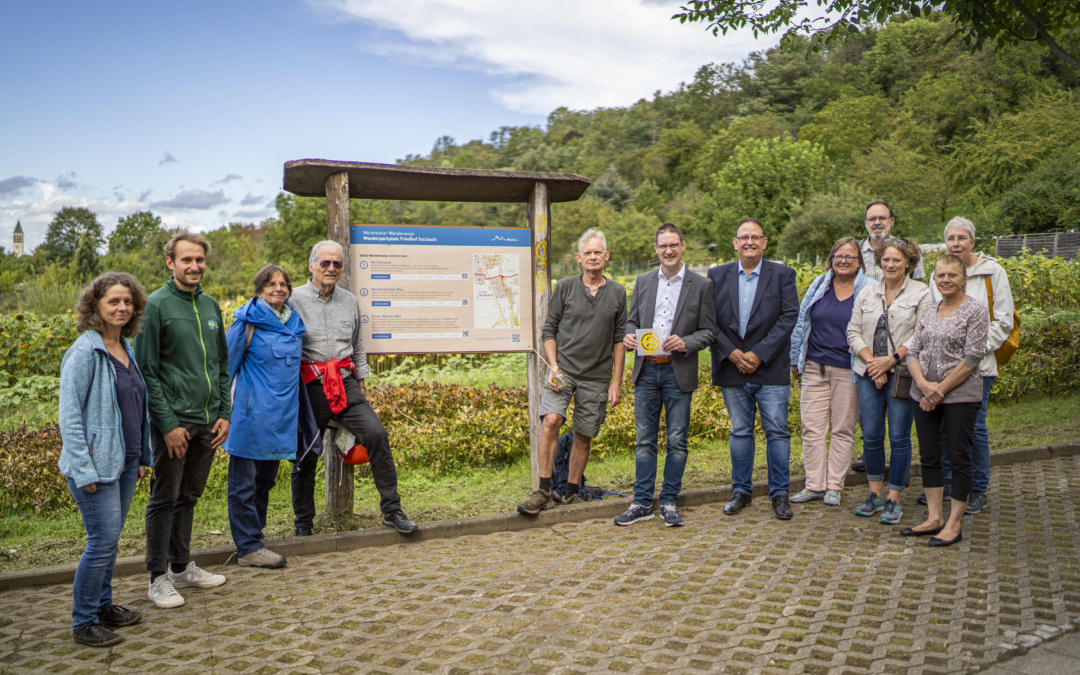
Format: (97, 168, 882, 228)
(1, 0, 776, 250)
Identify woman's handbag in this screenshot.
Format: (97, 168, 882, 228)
(883, 299, 913, 399)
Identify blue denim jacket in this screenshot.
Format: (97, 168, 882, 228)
(58, 331, 152, 488)
(789, 269, 869, 375)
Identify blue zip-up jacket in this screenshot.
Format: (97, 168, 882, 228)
(58, 331, 152, 488)
(222, 298, 318, 461)
(790, 269, 869, 374)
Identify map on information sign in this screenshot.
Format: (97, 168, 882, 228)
(473, 254, 520, 329)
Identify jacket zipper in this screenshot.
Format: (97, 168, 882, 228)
(192, 295, 213, 424)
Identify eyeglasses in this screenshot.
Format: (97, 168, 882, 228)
(865, 216, 892, 223)
(735, 235, 766, 243)
(317, 260, 343, 270)
(655, 243, 682, 251)
(832, 255, 859, 262)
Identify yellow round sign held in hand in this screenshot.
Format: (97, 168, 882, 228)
(640, 331, 661, 353)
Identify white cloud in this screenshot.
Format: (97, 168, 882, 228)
(152, 188, 230, 210)
(313, 0, 770, 114)
(0, 181, 153, 249)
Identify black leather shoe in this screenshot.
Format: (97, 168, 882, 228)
(294, 526, 313, 537)
(851, 457, 865, 472)
(383, 510, 419, 534)
(928, 531, 963, 547)
(900, 525, 944, 537)
(772, 494, 793, 520)
(723, 492, 752, 515)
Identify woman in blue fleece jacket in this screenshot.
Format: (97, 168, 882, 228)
(59, 272, 153, 647)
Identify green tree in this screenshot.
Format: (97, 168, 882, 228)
(711, 136, 836, 240)
(799, 94, 891, 164)
(777, 186, 870, 259)
(849, 140, 949, 232)
(998, 142, 1080, 233)
(38, 207, 103, 264)
(73, 230, 101, 281)
(691, 113, 789, 186)
(589, 166, 634, 211)
(108, 211, 164, 254)
(675, 1, 1080, 71)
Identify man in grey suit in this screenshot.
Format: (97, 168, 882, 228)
(615, 223, 717, 527)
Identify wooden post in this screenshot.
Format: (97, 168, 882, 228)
(324, 171, 355, 517)
(527, 182, 551, 489)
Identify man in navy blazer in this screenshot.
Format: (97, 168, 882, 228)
(615, 223, 717, 528)
(708, 218, 799, 520)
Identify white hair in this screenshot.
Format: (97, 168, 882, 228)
(309, 240, 344, 265)
(577, 229, 607, 254)
(944, 216, 976, 241)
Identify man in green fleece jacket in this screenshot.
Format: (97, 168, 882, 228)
(136, 232, 231, 609)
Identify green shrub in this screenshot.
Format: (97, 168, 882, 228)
(994, 309, 1080, 401)
(0, 313, 78, 379)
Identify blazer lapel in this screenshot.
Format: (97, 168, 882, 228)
(748, 261, 771, 321)
(672, 272, 691, 327)
(640, 272, 658, 328)
(728, 264, 741, 324)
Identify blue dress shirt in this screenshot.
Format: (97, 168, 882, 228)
(737, 260, 762, 339)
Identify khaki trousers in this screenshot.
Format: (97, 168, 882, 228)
(800, 362, 860, 492)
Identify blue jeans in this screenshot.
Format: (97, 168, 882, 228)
(942, 376, 994, 492)
(67, 456, 140, 631)
(632, 362, 692, 506)
(722, 383, 791, 499)
(228, 455, 281, 557)
(856, 373, 914, 492)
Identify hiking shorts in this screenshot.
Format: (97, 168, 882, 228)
(539, 373, 609, 438)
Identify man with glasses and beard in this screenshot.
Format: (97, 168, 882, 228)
(860, 200, 926, 282)
(289, 240, 418, 537)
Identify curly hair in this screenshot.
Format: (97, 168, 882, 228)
(873, 237, 921, 277)
(75, 272, 148, 339)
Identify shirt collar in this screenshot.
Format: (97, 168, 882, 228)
(307, 278, 335, 299)
(657, 262, 686, 283)
(738, 259, 763, 278)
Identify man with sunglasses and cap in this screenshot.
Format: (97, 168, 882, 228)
(288, 240, 418, 536)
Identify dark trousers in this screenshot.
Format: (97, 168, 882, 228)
(913, 401, 980, 503)
(227, 456, 280, 557)
(291, 377, 401, 527)
(145, 423, 217, 574)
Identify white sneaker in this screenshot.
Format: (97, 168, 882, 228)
(148, 575, 185, 608)
(168, 561, 226, 589)
(237, 547, 287, 569)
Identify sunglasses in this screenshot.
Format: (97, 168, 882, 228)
(317, 260, 343, 270)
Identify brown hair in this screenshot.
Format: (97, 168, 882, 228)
(873, 237, 921, 277)
(655, 222, 683, 243)
(934, 253, 967, 286)
(828, 236, 864, 272)
(864, 199, 895, 220)
(164, 230, 211, 261)
(253, 264, 292, 300)
(75, 272, 148, 339)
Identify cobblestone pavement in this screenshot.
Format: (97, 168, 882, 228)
(2, 455, 1079, 674)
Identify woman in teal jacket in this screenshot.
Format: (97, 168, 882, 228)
(223, 265, 317, 569)
(59, 273, 152, 647)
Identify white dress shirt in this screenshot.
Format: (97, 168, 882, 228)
(653, 263, 686, 340)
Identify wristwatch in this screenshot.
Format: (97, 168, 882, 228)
(892, 352, 902, 363)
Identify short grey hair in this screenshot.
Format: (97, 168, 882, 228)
(577, 229, 607, 254)
(944, 216, 976, 241)
(309, 240, 344, 265)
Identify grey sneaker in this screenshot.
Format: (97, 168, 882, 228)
(965, 491, 989, 515)
(169, 561, 226, 589)
(238, 547, 287, 569)
(854, 491, 885, 517)
(879, 499, 903, 525)
(790, 489, 825, 503)
(660, 504, 683, 527)
(517, 489, 554, 515)
(824, 490, 841, 506)
(148, 575, 185, 608)
(614, 503, 654, 526)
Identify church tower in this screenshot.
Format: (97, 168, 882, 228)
(13, 221, 24, 257)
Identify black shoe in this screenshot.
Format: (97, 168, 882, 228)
(294, 526, 313, 537)
(772, 494, 793, 520)
(851, 457, 865, 472)
(900, 525, 944, 537)
(73, 623, 122, 647)
(929, 531, 963, 547)
(917, 483, 950, 506)
(383, 510, 418, 534)
(723, 492, 752, 515)
(97, 604, 142, 627)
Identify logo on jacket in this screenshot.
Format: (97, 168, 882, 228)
(207, 320, 219, 330)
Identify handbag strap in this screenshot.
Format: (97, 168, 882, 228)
(984, 276, 995, 320)
(881, 296, 898, 355)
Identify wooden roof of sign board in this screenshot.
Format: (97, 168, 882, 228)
(283, 159, 591, 203)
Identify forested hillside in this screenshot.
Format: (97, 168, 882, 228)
(5, 12, 1079, 302)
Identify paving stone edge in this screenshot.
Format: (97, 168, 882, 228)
(2, 439, 1077, 591)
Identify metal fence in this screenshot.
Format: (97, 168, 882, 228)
(995, 232, 1080, 259)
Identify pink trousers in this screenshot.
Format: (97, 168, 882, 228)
(800, 362, 860, 492)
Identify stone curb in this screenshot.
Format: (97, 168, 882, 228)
(2, 439, 1077, 591)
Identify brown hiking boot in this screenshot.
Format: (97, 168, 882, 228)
(517, 489, 554, 515)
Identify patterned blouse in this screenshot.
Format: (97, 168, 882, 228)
(906, 296, 990, 404)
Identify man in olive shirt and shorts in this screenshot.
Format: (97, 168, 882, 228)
(518, 229, 627, 515)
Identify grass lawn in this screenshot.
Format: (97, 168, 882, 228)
(1, 389, 1078, 574)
